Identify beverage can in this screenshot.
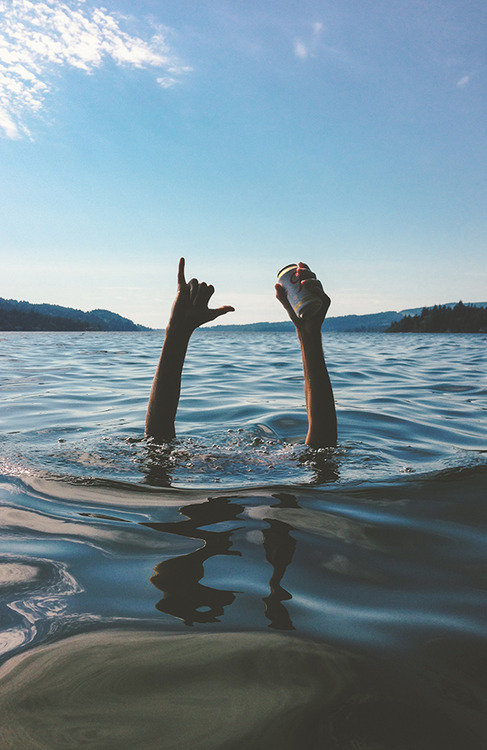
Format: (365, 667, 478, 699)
(277, 263, 323, 318)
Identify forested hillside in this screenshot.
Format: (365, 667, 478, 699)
(387, 302, 487, 333)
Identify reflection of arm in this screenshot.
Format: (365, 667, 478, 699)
(275, 263, 337, 448)
(145, 258, 234, 442)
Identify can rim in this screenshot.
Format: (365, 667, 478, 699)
(277, 264, 297, 278)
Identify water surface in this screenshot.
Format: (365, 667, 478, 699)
(1, 331, 486, 748)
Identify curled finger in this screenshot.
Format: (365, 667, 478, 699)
(300, 278, 323, 293)
(188, 278, 199, 302)
(297, 268, 317, 283)
(275, 283, 299, 323)
(194, 282, 214, 307)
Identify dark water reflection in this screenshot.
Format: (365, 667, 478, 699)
(147, 496, 244, 625)
(146, 492, 299, 630)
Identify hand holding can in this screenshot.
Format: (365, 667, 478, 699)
(277, 263, 324, 319)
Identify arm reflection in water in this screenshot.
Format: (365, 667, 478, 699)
(262, 493, 299, 631)
(143, 492, 301, 631)
(143, 497, 243, 625)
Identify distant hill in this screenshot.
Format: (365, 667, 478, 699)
(387, 302, 487, 333)
(399, 301, 487, 317)
(2, 296, 485, 333)
(324, 310, 402, 332)
(0, 298, 150, 331)
(211, 311, 403, 333)
(212, 302, 487, 333)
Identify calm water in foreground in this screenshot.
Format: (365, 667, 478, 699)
(0, 330, 486, 749)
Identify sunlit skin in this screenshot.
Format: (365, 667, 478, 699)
(275, 262, 337, 448)
(145, 258, 336, 448)
(145, 257, 234, 442)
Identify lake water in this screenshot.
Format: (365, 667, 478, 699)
(0, 330, 486, 749)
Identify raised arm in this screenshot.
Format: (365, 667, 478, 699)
(275, 263, 337, 448)
(145, 258, 234, 442)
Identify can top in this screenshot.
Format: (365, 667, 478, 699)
(277, 263, 297, 279)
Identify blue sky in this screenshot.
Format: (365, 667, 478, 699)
(1, 0, 485, 327)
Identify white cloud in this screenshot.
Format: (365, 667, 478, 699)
(294, 40, 308, 59)
(0, 104, 19, 138)
(0, 0, 190, 138)
(456, 75, 471, 88)
(294, 20, 324, 60)
(156, 76, 177, 89)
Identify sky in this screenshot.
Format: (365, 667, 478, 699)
(0, 0, 486, 328)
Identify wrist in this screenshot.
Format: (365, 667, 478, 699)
(163, 321, 194, 349)
(165, 319, 194, 338)
(297, 326, 323, 348)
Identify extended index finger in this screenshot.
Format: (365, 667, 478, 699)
(177, 257, 186, 288)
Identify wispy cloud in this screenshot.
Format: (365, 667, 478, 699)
(293, 20, 324, 60)
(0, 0, 190, 139)
(294, 39, 308, 59)
(456, 74, 471, 88)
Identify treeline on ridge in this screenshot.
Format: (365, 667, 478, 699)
(0, 297, 149, 331)
(0, 307, 98, 331)
(387, 302, 487, 333)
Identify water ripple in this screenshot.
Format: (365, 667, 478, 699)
(0, 332, 486, 747)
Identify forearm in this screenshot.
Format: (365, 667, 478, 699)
(145, 324, 192, 442)
(298, 329, 337, 448)
(145, 258, 234, 442)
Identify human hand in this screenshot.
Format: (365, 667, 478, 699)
(275, 262, 330, 335)
(168, 258, 235, 333)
